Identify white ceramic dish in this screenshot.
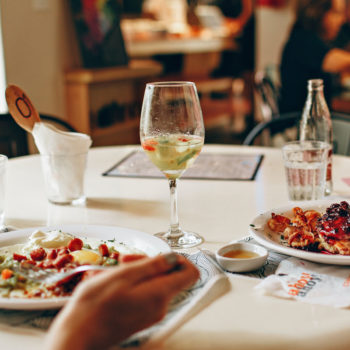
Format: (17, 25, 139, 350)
(0, 224, 171, 310)
(248, 198, 350, 265)
(215, 242, 268, 272)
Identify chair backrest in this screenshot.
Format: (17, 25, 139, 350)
(0, 113, 77, 158)
(332, 113, 350, 156)
(254, 70, 280, 121)
(243, 112, 299, 146)
(0, 113, 29, 158)
(243, 111, 350, 156)
(40, 115, 77, 132)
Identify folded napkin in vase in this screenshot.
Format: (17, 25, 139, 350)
(32, 122, 92, 202)
(32, 122, 92, 155)
(255, 257, 350, 308)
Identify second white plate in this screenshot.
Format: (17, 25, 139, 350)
(248, 199, 350, 266)
(0, 224, 171, 310)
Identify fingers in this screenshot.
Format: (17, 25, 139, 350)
(111, 252, 182, 285)
(46, 254, 200, 350)
(98, 256, 199, 326)
(134, 256, 200, 300)
(74, 252, 182, 297)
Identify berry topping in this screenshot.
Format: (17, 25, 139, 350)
(318, 201, 350, 240)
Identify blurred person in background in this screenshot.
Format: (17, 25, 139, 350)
(279, 0, 350, 113)
(334, 0, 350, 50)
(210, 0, 255, 78)
(142, 0, 188, 74)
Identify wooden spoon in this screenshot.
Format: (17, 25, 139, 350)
(5, 84, 41, 132)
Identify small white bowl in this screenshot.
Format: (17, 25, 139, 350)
(215, 242, 268, 273)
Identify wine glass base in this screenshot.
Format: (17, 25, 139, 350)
(154, 231, 204, 249)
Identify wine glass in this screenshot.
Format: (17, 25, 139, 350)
(140, 82, 205, 248)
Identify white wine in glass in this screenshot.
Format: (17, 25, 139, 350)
(140, 82, 205, 248)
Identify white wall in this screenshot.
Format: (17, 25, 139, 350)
(0, 0, 79, 119)
(0, 5, 7, 113)
(255, 2, 295, 72)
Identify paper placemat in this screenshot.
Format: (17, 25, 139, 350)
(103, 151, 263, 181)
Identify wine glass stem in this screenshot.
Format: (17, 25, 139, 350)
(168, 178, 182, 238)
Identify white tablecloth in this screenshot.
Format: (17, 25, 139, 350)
(2, 144, 350, 350)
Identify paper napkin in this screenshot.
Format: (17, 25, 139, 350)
(255, 257, 350, 308)
(32, 122, 92, 155)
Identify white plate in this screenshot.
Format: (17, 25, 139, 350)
(248, 199, 350, 266)
(0, 224, 171, 310)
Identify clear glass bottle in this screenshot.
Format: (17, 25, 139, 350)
(299, 79, 333, 195)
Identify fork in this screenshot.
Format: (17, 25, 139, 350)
(14, 265, 111, 285)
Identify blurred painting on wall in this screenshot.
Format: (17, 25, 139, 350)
(68, 0, 129, 68)
(256, 0, 286, 7)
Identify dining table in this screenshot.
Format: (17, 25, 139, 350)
(2, 144, 350, 350)
(124, 34, 235, 58)
(121, 18, 237, 77)
(121, 19, 236, 58)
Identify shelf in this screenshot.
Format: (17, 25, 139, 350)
(64, 59, 162, 145)
(92, 118, 140, 138)
(91, 118, 140, 146)
(65, 59, 163, 84)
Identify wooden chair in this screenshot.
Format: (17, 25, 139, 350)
(0, 113, 77, 158)
(0, 113, 29, 158)
(332, 113, 350, 155)
(254, 70, 280, 122)
(40, 115, 77, 132)
(243, 112, 298, 147)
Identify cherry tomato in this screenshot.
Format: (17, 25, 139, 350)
(54, 254, 73, 268)
(68, 238, 84, 252)
(13, 253, 27, 262)
(58, 248, 69, 255)
(47, 249, 58, 260)
(30, 248, 47, 261)
(110, 252, 120, 260)
(142, 144, 155, 151)
(99, 244, 109, 257)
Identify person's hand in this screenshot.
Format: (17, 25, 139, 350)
(225, 18, 245, 36)
(44, 253, 199, 350)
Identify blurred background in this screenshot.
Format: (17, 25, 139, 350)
(0, 0, 348, 152)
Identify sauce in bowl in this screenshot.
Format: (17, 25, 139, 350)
(216, 242, 268, 272)
(223, 250, 259, 259)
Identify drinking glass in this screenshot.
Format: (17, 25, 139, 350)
(40, 152, 87, 205)
(282, 141, 329, 201)
(140, 82, 205, 248)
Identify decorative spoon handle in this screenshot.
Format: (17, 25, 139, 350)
(5, 84, 41, 132)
